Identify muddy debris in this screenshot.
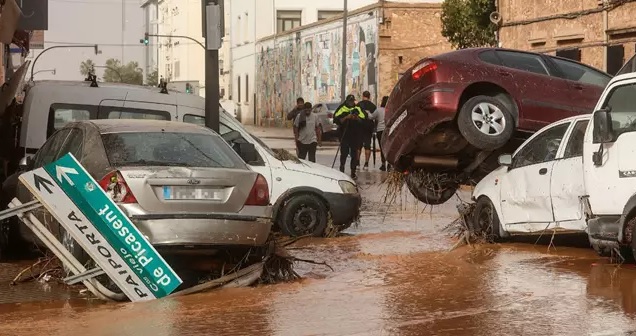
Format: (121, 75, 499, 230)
(272, 148, 302, 163)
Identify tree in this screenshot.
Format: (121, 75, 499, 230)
(79, 59, 95, 77)
(146, 68, 158, 86)
(441, 0, 497, 49)
(103, 58, 144, 85)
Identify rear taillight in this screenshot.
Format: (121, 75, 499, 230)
(244, 174, 269, 206)
(327, 112, 333, 118)
(99, 170, 137, 204)
(411, 60, 437, 80)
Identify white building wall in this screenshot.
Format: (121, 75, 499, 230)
(141, 0, 159, 82)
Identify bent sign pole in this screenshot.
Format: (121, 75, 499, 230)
(19, 153, 182, 301)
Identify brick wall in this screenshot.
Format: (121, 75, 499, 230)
(377, 3, 452, 99)
(499, 0, 636, 73)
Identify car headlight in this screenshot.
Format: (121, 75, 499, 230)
(338, 180, 358, 194)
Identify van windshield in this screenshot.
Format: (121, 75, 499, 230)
(602, 82, 636, 137)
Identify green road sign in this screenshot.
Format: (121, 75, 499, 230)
(44, 153, 182, 298)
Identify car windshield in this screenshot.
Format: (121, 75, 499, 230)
(102, 131, 245, 168)
(602, 82, 636, 137)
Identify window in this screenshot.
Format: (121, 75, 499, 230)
(105, 109, 170, 120)
(318, 10, 342, 20)
(512, 123, 570, 169)
(550, 57, 611, 88)
(555, 48, 581, 62)
(497, 51, 550, 76)
(607, 44, 625, 76)
(183, 114, 205, 126)
(34, 129, 72, 168)
(48, 103, 97, 137)
(237, 76, 241, 103)
(277, 10, 301, 33)
(478, 50, 501, 66)
(245, 74, 249, 103)
(601, 83, 636, 137)
(174, 60, 180, 78)
(563, 120, 589, 159)
(101, 132, 244, 169)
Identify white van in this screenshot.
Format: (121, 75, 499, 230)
(9, 80, 361, 237)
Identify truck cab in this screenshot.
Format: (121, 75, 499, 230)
(583, 54, 636, 258)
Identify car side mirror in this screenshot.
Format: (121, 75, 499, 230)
(19, 156, 33, 171)
(592, 109, 615, 144)
(498, 154, 512, 167)
(237, 142, 258, 164)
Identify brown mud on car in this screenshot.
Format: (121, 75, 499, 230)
(382, 47, 611, 205)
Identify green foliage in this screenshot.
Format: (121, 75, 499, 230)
(103, 58, 144, 85)
(146, 69, 159, 86)
(79, 59, 95, 77)
(441, 0, 497, 49)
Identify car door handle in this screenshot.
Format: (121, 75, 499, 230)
(572, 84, 584, 90)
(498, 71, 512, 77)
(539, 168, 548, 175)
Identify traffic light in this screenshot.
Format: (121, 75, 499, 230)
(140, 32, 149, 45)
(185, 83, 192, 94)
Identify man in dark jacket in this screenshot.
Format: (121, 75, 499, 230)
(287, 97, 305, 154)
(357, 91, 377, 170)
(333, 94, 367, 179)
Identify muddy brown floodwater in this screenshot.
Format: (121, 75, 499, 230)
(2, 151, 636, 335)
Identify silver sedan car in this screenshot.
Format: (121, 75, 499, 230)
(16, 120, 273, 259)
(312, 102, 341, 137)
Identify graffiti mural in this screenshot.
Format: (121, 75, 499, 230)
(256, 11, 379, 124)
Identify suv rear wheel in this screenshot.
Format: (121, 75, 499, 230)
(457, 95, 514, 151)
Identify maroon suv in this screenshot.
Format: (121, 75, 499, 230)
(383, 48, 611, 204)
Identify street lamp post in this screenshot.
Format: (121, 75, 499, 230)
(32, 69, 56, 78)
(30, 44, 100, 82)
(340, 0, 348, 101)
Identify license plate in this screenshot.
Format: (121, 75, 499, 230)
(163, 186, 222, 200)
(389, 110, 408, 135)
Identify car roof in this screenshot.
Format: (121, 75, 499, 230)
(68, 119, 214, 135)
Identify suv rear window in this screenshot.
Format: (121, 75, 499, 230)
(102, 132, 245, 169)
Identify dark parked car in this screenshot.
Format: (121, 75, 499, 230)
(382, 47, 612, 205)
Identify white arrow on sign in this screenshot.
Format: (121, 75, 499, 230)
(56, 165, 79, 186)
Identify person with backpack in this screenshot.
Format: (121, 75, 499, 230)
(293, 102, 321, 162)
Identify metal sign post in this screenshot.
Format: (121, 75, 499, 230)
(14, 153, 183, 301)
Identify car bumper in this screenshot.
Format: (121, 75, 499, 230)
(324, 192, 361, 226)
(128, 213, 273, 247)
(382, 84, 462, 169)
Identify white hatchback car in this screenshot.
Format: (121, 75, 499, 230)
(471, 115, 591, 239)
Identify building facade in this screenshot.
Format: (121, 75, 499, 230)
(255, 2, 451, 126)
(141, 0, 160, 82)
(498, 0, 636, 75)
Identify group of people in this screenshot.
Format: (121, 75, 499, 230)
(333, 91, 389, 179)
(286, 91, 389, 180)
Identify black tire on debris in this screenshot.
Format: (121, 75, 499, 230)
(472, 196, 503, 242)
(457, 95, 515, 151)
(279, 194, 329, 237)
(405, 174, 458, 206)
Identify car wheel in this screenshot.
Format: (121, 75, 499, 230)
(279, 194, 329, 237)
(472, 196, 503, 242)
(457, 95, 515, 151)
(405, 173, 458, 205)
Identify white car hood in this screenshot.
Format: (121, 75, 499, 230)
(282, 159, 354, 182)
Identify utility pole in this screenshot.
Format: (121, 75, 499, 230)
(202, 0, 222, 133)
(340, 0, 348, 101)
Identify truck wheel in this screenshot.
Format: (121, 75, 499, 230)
(279, 194, 329, 237)
(405, 173, 457, 205)
(472, 197, 503, 242)
(457, 95, 514, 151)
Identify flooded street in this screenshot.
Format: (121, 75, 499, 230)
(1, 143, 636, 335)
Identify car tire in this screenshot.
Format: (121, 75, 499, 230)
(472, 196, 503, 242)
(405, 174, 458, 205)
(457, 95, 515, 151)
(279, 194, 329, 237)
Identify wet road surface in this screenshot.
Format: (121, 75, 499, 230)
(1, 138, 636, 335)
